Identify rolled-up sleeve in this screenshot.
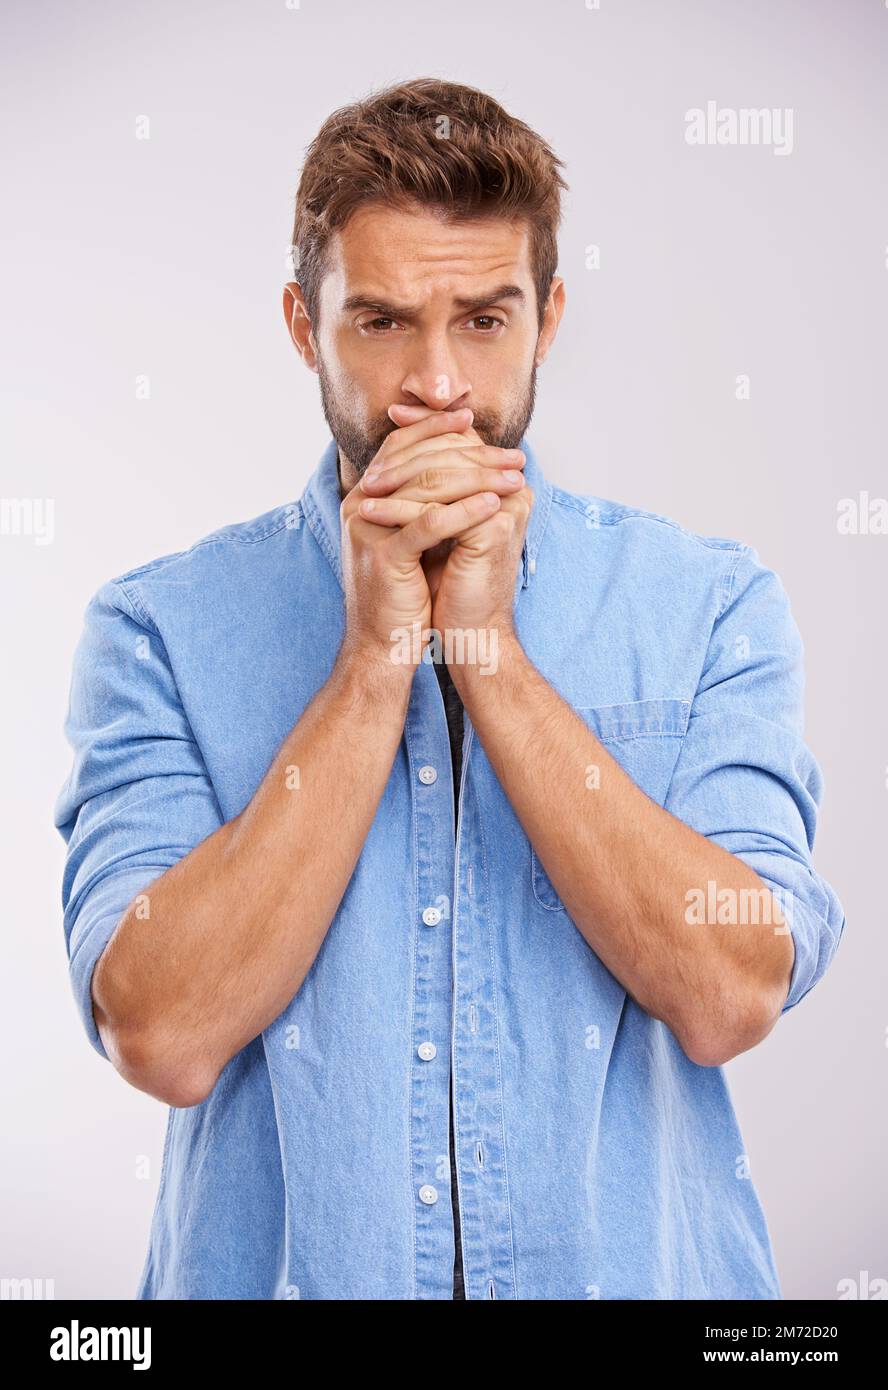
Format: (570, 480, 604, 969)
(53, 579, 223, 1059)
(663, 545, 845, 1015)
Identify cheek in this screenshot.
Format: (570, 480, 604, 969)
(476, 329, 536, 375)
(472, 342, 535, 406)
(329, 332, 399, 403)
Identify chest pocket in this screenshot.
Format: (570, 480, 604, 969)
(531, 697, 692, 912)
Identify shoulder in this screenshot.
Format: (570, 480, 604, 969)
(545, 480, 758, 614)
(89, 501, 304, 630)
(548, 480, 744, 554)
(109, 500, 302, 584)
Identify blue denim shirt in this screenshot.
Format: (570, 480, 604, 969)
(54, 436, 845, 1300)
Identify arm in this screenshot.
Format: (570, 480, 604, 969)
(452, 634, 791, 1067)
(449, 548, 843, 1068)
(92, 643, 412, 1107)
(348, 425, 845, 1067)
(350, 432, 845, 1067)
(55, 412, 519, 1107)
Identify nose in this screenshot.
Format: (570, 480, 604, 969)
(399, 337, 472, 412)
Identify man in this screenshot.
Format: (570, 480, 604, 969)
(55, 77, 844, 1300)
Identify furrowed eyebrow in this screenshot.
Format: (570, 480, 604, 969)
(452, 284, 526, 312)
(341, 283, 526, 320)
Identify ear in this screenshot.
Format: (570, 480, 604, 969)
(535, 276, 565, 367)
(282, 281, 319, 373)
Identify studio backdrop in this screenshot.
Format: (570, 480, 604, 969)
(1, 0, 884, 1301)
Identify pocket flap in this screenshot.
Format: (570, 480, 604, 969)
(576, 697, 691, 742)
(530, 697, 692, 912)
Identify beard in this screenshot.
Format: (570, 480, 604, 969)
(316, 349, 538, 481)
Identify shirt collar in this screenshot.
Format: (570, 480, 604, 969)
(301, 431, 552, 593)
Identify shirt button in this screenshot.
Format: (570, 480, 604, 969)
(419, 1184, 438, 1205)
(417, 1041, 437, 1061)
(422, 906, 442, 926)
(418, 765, 438, 785)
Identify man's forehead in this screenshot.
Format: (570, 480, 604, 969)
(324, 204, 532, 302)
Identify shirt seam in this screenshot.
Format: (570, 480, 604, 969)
(104, 582, 226, 828)
(716, 542, 750, 619)
(475, 773, 520, 1299)
(551, 490, 748, 553)
(105, 508, 303, 589)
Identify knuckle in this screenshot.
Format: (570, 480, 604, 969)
(418, 467, 445, 492)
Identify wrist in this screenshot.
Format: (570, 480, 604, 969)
(446, 622, 522, 698)
(333, 634, 416, 706)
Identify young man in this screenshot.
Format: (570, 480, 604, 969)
(55, 77, 844, 1300)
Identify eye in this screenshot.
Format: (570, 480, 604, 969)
(466, 315, 505, 334)
(359, 317, 401, 335)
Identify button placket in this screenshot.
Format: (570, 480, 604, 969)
(407, 663, 461, 1298)
(450, 756, 518, 1300)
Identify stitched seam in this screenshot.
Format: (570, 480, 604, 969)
(301, 490, 342, 587)
(717, 543, 748, 619)
(575, 697, 692, 741)
(525, 475, 554, 579)
(475, 771, 520, 1299)
(107, 509, 303, 587)
(105, 585, 225, 825)
(113, 578, 159, 632)
(552, 492, 744, 551)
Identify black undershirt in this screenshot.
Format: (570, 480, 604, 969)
(431, 655, 467, 1300)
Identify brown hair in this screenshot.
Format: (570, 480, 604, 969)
(290, 77, 568, 331)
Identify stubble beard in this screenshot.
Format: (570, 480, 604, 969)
(316, 348, 538, 482)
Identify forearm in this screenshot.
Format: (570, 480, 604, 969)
(93, 644, 414, 1104)
(452, 633, 794, 1065)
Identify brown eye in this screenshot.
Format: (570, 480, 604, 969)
(357, 317, 398, 335)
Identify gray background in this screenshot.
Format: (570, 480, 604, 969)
(1, 0, 884, 1299)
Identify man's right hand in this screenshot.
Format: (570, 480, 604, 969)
(339, 409, 523, 666)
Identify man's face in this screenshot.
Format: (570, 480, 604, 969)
(290, 202, 561, 478)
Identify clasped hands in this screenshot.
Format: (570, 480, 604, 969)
(340, 403, 533, 670)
